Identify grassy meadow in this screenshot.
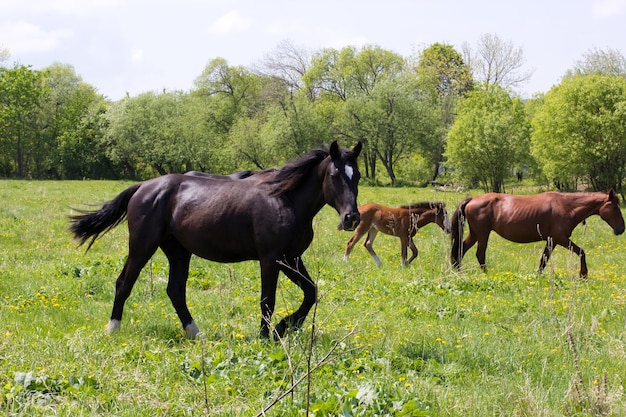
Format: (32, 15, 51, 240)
(1, 179, 626, 416)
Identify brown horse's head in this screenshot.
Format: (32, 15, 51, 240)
(325, 141, 362, 231)
(599, 189, 625, 235)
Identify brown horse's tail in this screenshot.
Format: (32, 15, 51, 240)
(69, 183, 142, 250)
(451, 197, 472, 269)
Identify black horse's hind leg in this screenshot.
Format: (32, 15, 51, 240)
(108, 245, 158, 333)
(160, 239, 197, 338)
(259, 260, 280, 338)
(274, 257, 317, 339)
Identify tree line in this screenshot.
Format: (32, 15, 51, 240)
(1, 36, 626, 193)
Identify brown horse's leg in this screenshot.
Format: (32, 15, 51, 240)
(160, 239, 196, 338)
(537, 238, 554, 274)
(275, 257, 317, 338)
(565, 240, 588, 278)
(458, 234, 477, 268)
(108, 245, 158, 334)
(406, 236, 418, 265)
(475, 236, 489, 273)
(364, 229, 382, 266)
(259, 259, 280, 338)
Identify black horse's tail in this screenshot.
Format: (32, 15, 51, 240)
(451, 197, 472, 269)
(69, 183, 142, 250)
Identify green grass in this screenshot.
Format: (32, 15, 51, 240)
(1, 180, 626, 416)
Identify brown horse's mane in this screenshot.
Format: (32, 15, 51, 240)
(400, 201, 446, 210)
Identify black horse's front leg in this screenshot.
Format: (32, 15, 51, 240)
(274, 257, 317, 339)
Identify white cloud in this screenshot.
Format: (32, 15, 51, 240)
(208, 11, 254, 35)
(0, 21, 72, 54)
(592, 0, 626, 18)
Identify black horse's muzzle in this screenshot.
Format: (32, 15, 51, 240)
(338, 211, 360, 231)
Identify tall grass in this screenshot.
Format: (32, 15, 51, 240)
(1, 180, 625, 416)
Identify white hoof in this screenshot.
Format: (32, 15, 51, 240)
(106, 319, 121, 334)
(185, 321, 200, 339)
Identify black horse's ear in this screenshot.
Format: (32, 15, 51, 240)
(352, 142, 362, 158)
(329, 141, 340, 160)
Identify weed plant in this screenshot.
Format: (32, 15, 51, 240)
(1, 180, 625, 416)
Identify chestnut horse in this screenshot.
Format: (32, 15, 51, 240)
(69, 142, 361, 339)
(451, 190, 624, 277)
(343, 202, 451, 266)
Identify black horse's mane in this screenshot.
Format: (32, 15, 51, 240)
(400, 201, 446, 210)
(268, 146, 331, 196)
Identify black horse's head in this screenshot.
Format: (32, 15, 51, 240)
(324, 141, 362, 231)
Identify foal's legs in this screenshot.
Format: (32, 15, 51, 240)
(274, 257, 317, 338)
(160, 239, 197, 338)
(344, 227, 366, 262)
(364, 229, 383, 266)
(405, 236, 419, 265)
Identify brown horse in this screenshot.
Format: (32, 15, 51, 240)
(69, 141, 362, 339)
(451, 190, 625, 277)
(343, 202, 451, 266)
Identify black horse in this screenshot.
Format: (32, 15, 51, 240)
(69, 141, 362, 339)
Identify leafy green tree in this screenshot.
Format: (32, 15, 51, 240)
(0, 64, 49, 177)
(339, 76, 427, 184)
(414, 43, 473, 181)
(531, 74, 626, 192)
(445, 84, 531, 192)
(104, 91, 193, 177)
(40, 63, 109, 178)
(305, 45, 422, 184)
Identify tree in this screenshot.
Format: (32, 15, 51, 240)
(41, 63, 107, 178)
(257, 39, 313, 98)
(0, 64, 49, 177)
(463, 33, 533, 91)
(304, 45, 419, 184)
(567, 47, 626, 77)
(445, 84, 531, 192)
(531, 74, 626, 192)
(0, 45, 9, 66)
(104, 91, 192, 177)
(413, 43, 473, 181)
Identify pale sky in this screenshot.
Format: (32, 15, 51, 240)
(1, 0, 625, 100)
